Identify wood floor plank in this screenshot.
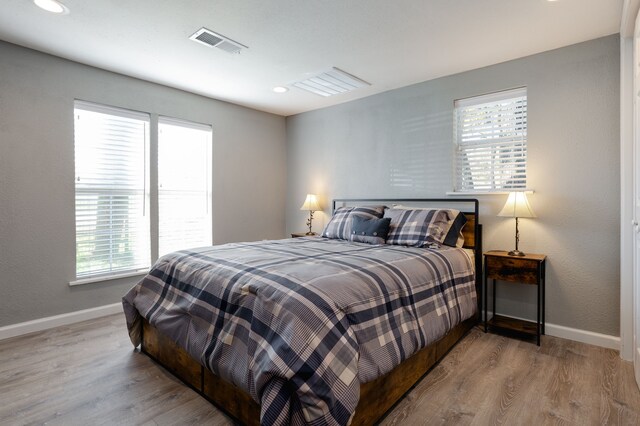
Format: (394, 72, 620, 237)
(1, 314, 639, 425)
(615, 360, 640, 424)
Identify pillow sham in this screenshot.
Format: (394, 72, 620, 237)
(384, 208, 458, 247)
(350, 216, 391, 245)
(392, 205, 467, 247)
(322, 205, 385, 240)
(442, 211, 468, 247)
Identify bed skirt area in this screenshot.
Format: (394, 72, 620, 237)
(140, 314, 478, 426)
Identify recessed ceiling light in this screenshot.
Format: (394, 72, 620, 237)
(33, 0, 69, 14)
(272, 86, 289, 93)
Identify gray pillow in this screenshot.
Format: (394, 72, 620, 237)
(384, 208, 457, 247)
(350, 216, 391, 245)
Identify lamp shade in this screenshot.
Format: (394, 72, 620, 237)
(497, 192, 536, 218)
(300, 194, 320, 211)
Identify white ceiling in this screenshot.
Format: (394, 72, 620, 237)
(0, 0, 623, 116)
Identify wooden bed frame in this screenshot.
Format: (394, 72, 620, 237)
(140, 198, 482, 425)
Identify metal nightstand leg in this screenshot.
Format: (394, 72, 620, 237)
(541, 262, 546, 335)
(492, 278, 496, 327)
(483, 257, 488, 332)
(536, 272, 541, 346)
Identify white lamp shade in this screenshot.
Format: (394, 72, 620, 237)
(300, 194, 321, 211)
(497, 192, 536, 218)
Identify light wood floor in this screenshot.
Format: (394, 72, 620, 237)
(1, 314, 639, 426)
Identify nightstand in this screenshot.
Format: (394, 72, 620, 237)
(483, 251, 547, 345)
(291, 232, 317, 238)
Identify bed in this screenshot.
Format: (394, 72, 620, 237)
(122, 198, 482, 425)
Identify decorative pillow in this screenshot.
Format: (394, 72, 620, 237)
(392, 205, 467, 248)
(322, 206, 385, 240)
(443, 212, 468, 247)
(384, 208, 458, 247)
(350, 216, 391, 245)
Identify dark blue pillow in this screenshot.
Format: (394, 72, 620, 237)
(350, 216, 391, 245)
(322, 206, 385, 240)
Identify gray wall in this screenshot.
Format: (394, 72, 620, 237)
(286, 35, 620, 336)
(0, 41, 287, 327)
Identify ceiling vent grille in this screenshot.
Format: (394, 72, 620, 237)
(293, 67, 370, 97)
(189, 28, 247, 54)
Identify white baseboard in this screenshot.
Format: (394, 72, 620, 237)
(482, 311, 620, 351)
(1, 305, 621, 351)
(0, 302, 123, 341)
(545, 323, 620, 350)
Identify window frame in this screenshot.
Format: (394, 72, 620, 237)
(70, 102, 215, 286)
(452, 87, 529, 194)
(71, 100, 151, 284)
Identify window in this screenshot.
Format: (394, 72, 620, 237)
(158, 117, 212, 257)
(74, 101, 150, 279)
(73, 102, 213, 283)
(453, 88, 527, 192)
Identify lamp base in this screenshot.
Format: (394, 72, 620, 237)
(508, 249, 526, 257)
(305, 231, 316, 236)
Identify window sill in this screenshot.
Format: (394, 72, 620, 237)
(446, 190, 535, 196)
(69, 269, 148, 286)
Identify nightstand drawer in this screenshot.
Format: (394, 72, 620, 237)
(485, 257, 539, 284)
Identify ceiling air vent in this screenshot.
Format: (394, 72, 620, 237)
(189, 28, 247, 54)
(293, 67, 370, 97)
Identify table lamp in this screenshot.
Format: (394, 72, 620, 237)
(498, 191, 536, 256)
(300, 194, 321, 235)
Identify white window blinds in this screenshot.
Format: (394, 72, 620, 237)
(74, 101, 150, 279)
(454, 88, 527, 192)
(158, 117, 212, 257)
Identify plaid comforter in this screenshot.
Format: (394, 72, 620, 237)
(122, 237, 476, 425)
